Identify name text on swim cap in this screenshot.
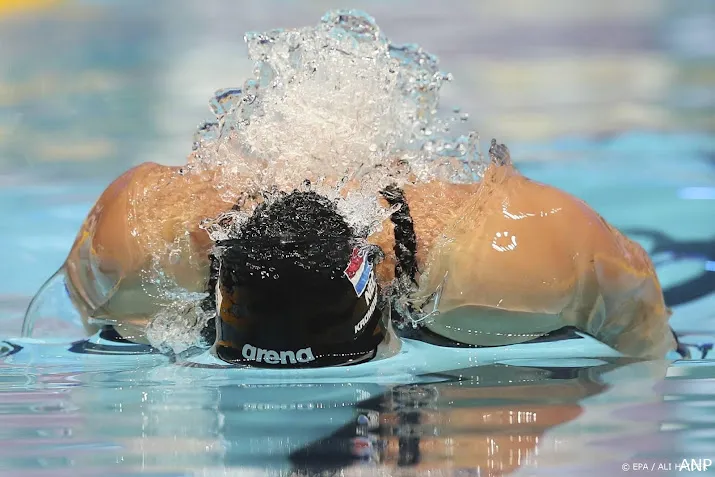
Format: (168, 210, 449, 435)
(355, 273, 378, 334)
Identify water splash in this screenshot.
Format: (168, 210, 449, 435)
(145, 297, 215, 355)
(190, 9, 484, 195)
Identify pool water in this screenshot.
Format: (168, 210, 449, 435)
(2, 131, 714, 476)
(2, 1, 715, 476)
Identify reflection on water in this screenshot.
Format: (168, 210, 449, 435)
(0, 358, 695, 475)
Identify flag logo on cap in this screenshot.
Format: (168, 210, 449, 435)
(344, 247, 373, 297)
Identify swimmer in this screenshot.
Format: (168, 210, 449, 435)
(23, 140, 677, 363)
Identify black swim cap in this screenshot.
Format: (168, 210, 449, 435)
(213, 190, 388, 368)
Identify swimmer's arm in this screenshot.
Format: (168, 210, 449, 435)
(63, 162, 226, 333)
(24, 165, 158, 339)
(412, 165, 674, 356)
(71, 162, 158, 269)
(488, 175, 676, 357)
(64, 162, 160, 317)
(584, 224, 675, 358)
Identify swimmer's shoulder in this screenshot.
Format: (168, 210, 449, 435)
(68, 161, 231, 290)
(475, 163, 626, 250)
(500, 167, 657, 274)
(395, 163, 620, 257)
(367, 180, 481, 285)
(62, 161, 236, 335)
(82, 161, 233, 252)
(70, 162, 167, 266)
(409, 164, 635, 310)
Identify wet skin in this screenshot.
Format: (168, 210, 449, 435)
(42, 152, 675, 358)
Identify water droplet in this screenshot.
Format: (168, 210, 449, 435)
(192, 120, 219, 150)
(169, 250, 181, 265)
(209, 88, 243, 116)
(322, 10, 381, 42)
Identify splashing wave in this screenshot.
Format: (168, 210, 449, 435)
(188, 9, 484, 200)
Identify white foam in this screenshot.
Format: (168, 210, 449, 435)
(190, 10, 484, 193)
(145, 297, 214, 355)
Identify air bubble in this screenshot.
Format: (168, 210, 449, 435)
(209, 88, 243, 116)
(192, 120, 219, 151)
(168, 250, 181, 265)
(321, 10, 381, 42)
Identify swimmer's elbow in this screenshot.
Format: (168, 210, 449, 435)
(594, 296, 675, 359)
(590, 257, 674, 358)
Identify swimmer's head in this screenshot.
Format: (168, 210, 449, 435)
(213, 190, 388, 368)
